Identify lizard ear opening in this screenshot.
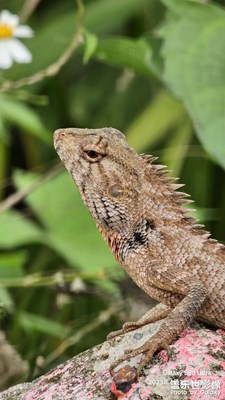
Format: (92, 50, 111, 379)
(108, 184, 124, 198)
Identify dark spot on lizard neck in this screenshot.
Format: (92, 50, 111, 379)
(120, 218, 155, 261)
(133, 231, 146, 245)
(130, 218, 155, 246)
(146, 219, 155, 230)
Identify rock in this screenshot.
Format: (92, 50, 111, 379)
(0, 322, 225, 400)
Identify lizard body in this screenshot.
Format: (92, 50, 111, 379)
(54, 127, 225, 377)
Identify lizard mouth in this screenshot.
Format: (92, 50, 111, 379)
(53, 129, 63, 154)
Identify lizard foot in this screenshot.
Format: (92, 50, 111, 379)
(110, 335, 170, 378)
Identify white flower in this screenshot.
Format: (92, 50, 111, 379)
(0, 10, 33, 69)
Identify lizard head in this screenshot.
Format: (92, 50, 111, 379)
(54, 127, 143, 234)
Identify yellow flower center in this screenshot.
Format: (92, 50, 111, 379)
(0, 24, 14, 39)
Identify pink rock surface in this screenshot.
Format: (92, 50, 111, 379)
(0, 322, 225, 399)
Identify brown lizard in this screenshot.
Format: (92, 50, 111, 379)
(53, 127, 225, 381)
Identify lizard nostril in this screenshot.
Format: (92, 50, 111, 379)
(54, 129, 66, 140)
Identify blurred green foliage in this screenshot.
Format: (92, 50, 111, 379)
(0, 0, 224, 387)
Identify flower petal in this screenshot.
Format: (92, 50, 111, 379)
(14, 25, 33, 38)
(0, 10, 19, 27)
(0, 41, 13, 69)
(8, 38, 32, 64)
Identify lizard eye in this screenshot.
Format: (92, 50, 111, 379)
(83, 149, 103, 162)
(86, 150, 98, 159)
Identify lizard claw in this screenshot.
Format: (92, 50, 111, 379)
(107, 329, 124, 340)
(107, 321, 142, 340)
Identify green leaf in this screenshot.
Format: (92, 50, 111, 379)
(94, 37, 155, 78)
(83, 30, 98, 63)
(0, 95, 51, 144)
(0, 114, 8, 143)
(84, 0, 151, 33)
(18, 311, 69, 338)
(0, 210, 43, 248)
(0, 139, 8, 199)
(161, 119, 193, 175)
(126, 91, 187, 151)
(0, 287, 14, 314)
(0, 252, 27, 278)
(162, 0, 223, 19)
(14, 170, 115, 271)
(161, 0, 225, 169)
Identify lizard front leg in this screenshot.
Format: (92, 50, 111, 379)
(110, 269, 208, 378)
(107, 279, 184, 340)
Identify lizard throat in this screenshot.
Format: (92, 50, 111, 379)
(84, 193, 128, 233)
